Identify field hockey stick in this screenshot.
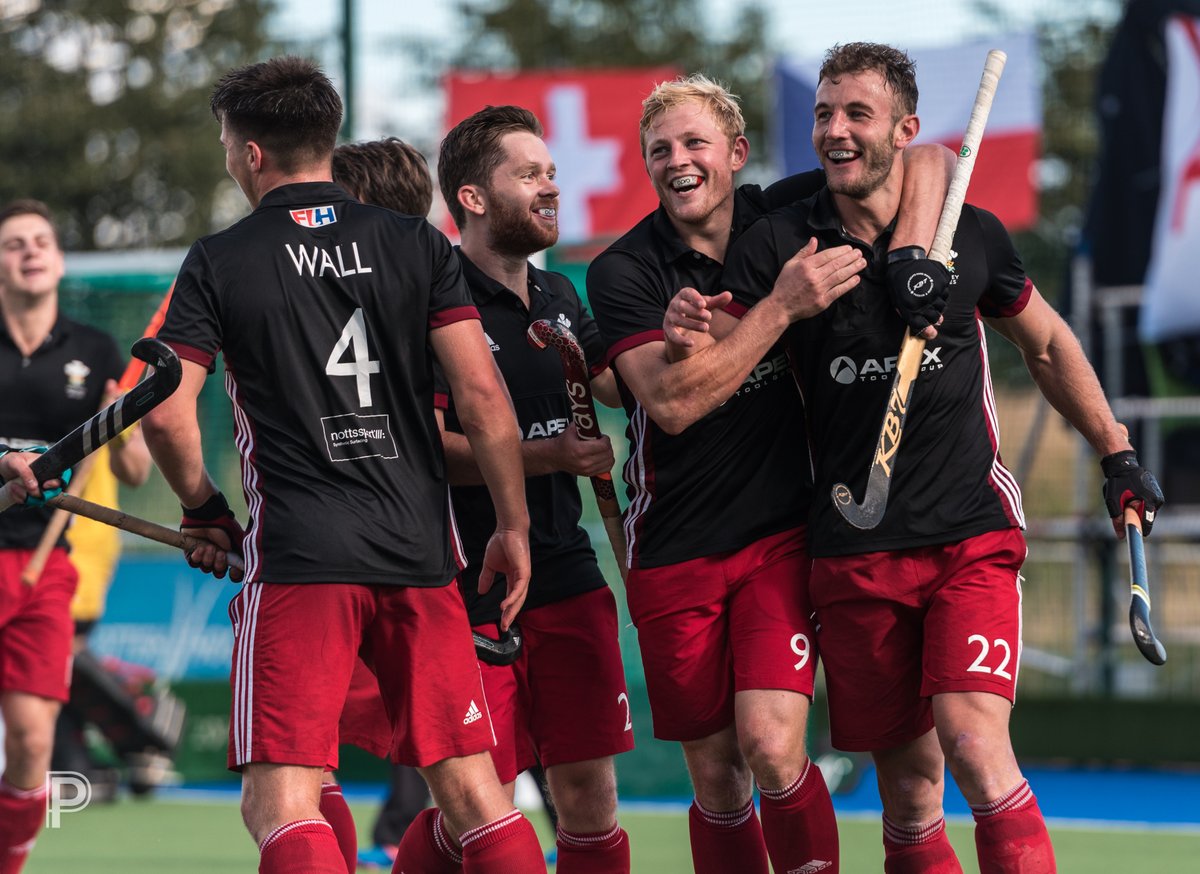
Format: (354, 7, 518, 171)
(832, 49, 1007, 529)
(22, 294, 176, 585)
(1125, 505, 1167, 665)
(0, 338, 182, 513)
(526, 319, 628, 582)
(46, 493, 244, 572)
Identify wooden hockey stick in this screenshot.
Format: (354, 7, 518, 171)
(526, 319, 628, 582)
(832, 49, 1007, 529)
(1125, 505, 1167, 665)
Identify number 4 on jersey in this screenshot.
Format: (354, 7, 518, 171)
(326, 308, 380, 407)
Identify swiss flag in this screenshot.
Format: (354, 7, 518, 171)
(444, 68, 679, 244)
(773, 34, 1041, 231)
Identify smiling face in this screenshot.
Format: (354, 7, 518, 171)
(0, 212, 65, 301)
(483, 130, 560, 257)
(643, 100, 749, 233)
(813, 68, 912, 200)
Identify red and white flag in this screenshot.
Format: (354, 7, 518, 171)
(1141, 15, 1200, 343)
(443, 68, 678, 244)
(773, 33, 1041, 231)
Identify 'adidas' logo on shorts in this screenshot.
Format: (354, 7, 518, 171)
(463, 700, 483, 725)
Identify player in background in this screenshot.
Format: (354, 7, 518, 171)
(393, 104, 635, 874)
(585, 75, 952, 874)
(0, 198, 152, 873)
(141, 57, 546, 873)
(663, 43, 1164, 873)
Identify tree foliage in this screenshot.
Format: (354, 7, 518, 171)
(451, 0, 773, 172)
(0, 0, 275, 250)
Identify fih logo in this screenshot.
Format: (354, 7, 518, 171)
(45, 771, 91, 828)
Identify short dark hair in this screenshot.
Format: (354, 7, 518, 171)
(333, 138, 433, 216)
(438, 105, 543, 230)
(0, 198, 59, 245)
(210, 56, 343, 173)
(819, 42, 919, 119)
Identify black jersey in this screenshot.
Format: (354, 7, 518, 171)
(0, 316, 123, 549)
(723, 188, 1030, 557)
(435, 254, 607, 624)
(158, 182, 479, 586)
(587, 173, 824, 569)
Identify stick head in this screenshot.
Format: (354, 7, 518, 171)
(1126, 520, 1167, 665)
(473, 624, 523, 666)
(130, 338, 182, 394)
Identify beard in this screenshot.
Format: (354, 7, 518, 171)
(488, 194, 558, 257)
(823, 133, 895, 199)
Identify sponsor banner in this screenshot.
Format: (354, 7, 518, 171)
(772, 32, 1041, 230)
(444, 67, 679, 243)
(89, 557, 236, 681)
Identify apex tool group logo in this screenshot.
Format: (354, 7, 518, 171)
(290, 205, 337, 228)
(829, 347, 945, 384)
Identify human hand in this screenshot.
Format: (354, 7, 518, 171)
(1101, 450, 1165, 538)
(664, 287, 733, 348)
(478, 526, 531, 631)
(770, 237, 865, 321)
(886, 247, 950, 339)
(551, 425, 615, 477)
(181, 492, 246, 581)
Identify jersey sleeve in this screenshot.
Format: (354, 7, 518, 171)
(576, 303, 609, 377)
(722, 216, 784, 318)
(586, 250, 667, 362)
(424, 223, 479, 328)
(974, 208, 1033, 318)
(157, 241, 223, 372)
(762, 170, 826, 210)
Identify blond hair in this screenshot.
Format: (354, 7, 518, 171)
(639, 74, 745, 154)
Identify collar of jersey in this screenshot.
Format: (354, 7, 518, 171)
(256, 181, 353, 209)
(456, 248, 549, 310)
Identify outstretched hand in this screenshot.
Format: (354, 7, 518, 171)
(664, 288, 733, 350)
(478, 526, 531, 631)
(770, 237, 865, 321)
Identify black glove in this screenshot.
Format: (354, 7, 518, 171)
(181, 492, 246, 580)
(1101, 450, 1165, 535)
(886, 246, 951, 334)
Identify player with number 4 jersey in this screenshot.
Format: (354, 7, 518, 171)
(143, 57, 547, 874)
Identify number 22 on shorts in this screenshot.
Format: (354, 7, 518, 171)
(966, 634, 1013, 680)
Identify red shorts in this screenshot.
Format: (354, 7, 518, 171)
(625, 527, 817, 741)
(0, 549, 78, 702)
(227, 581, 494, 771)
(475, 586, 634, 784)
(338, 657, 392, 760)
(810, 527, 1026, 752)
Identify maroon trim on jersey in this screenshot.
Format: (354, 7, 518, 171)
(976, 321, 1025, 528)
(620, 404, 657, 569)
(226, 371, 265, 581)
(429, 305, 481, 329)
(433, 391, 449, 410)
(724, 299, 750, 319)
(607, 329, 663, 362)
(979, 276, 1034, 319)
(164, 340, 216, 369)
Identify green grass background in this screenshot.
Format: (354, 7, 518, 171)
(25, 797, 1200, 873)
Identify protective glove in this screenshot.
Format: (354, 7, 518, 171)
(886, 246, 951, 335)
(1101, 450, 1165, 536)
(181, 492, 246, 580)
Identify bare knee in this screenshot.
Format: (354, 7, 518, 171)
(239, 764, 324, 844)
(873, 732, 946, 824)
(683, 728, 753, 811)
(735, 691, 809, 789)
(421, 752, 512, 836)
(933, 693, 1022, 804)
(546, 758, 618, 833)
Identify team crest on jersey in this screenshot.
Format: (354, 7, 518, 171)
(290, 206, 337, 228)
(63, 359, 90, 400)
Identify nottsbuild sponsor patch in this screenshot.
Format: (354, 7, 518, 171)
(321, 412, 398, 462)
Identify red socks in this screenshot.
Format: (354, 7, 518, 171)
(971, 780, 1057, 873)
(318, 783, 357, 874)
(391, 807, 462, 873)
(258, 819, 346, 874)
(882, 814, 964, 874)
(0, 779, 47, 874)
(555, 823, 630, 874)
(688, 799, 769, 874)
(459, 809, 546, 873)
(758, 758, 839, 873)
